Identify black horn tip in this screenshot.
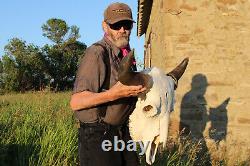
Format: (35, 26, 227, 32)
(127, 49, 135, 59)
(167, 57, 189, 89)
(184, 57, 189, 64)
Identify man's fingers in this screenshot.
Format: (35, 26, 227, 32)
(132, 87, 146, 93)
(139, 87, 147, 92)
(113, 82, 147, 97)
(127, 85, 143, 90)
(117, 81, 146, 90)
(128, 87, 147, 96)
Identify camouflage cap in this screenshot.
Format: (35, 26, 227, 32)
(104, 2, 135, 24)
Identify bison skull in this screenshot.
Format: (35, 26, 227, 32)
(118, 50, 189, 165)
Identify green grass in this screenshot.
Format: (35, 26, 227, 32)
(138, 137, 213, 166)
(0, 92, 249, 166)
(0, 92, 78, 166)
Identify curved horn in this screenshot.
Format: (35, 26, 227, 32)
(118, 49, 152, 88)
(167, 57, 189, 89)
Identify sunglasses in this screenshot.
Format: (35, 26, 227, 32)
(108, 21, 133, 30)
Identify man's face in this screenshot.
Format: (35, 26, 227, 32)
(104, 20, 133, 48)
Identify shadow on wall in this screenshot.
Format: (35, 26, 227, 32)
(179, 74, 210, 139)
(209, 97, 230, 147)
(179, 73, 230, 164)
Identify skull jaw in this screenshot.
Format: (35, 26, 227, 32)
(145, 135, 160, 165)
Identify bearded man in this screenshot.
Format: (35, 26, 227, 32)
(70, 2, 145, 166)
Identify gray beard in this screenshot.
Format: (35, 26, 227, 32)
(110, 35, 129, 48)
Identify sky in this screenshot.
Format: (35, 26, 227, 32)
(0, 0, 145, 62)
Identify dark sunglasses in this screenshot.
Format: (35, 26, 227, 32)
(108, 21, 133, 30)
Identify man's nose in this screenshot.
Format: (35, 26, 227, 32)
(119, 26, 126, 33)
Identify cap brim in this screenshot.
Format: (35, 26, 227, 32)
(107, 17, 135, 24)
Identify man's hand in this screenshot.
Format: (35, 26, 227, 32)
(108, 81, 146, 100)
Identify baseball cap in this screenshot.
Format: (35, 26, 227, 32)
(104, 2, 135, 24)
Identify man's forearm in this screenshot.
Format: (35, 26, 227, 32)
(70, 82, 146, 111)
(70, 90, 117, 111)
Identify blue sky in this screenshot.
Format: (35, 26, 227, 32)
(0, 0, 145, 62)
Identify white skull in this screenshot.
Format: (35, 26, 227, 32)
(118, 49, 188, 165)
(129, 67, 175, 165)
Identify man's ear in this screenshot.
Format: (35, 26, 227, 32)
(102, 21, 108, 33)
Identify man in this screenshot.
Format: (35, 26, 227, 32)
(70, 2, 145, 166)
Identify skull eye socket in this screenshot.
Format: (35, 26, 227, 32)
(143, 105, 153, 112)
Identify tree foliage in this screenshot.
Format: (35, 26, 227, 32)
(0, 54, 19, 91)
(0, 18, 86, 93)
(41, 18, 86, 91)
(42, 18, 69, 44)
(2, 38, 46, 92)
(42, 18, 80, 44)
(42, 41, 86, 91)
(0, 59, 2, 73)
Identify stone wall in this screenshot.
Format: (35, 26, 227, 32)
(143, 0, 250, 162)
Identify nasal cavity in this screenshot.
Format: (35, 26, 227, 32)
(143, 105, 153, 112)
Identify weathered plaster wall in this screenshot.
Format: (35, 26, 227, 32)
(144, 0, 250, 163)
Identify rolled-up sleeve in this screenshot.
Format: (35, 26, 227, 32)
(73, 46, 106, 94)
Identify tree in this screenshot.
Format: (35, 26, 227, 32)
(42, 18, 68, 44)
(0, 59, 3, 91)
(0, 59, 3, 73)
(42, 18, 80, 44)
(2, 38, 46, 92)
(0, 54, 19, 91)
(41, 18, 86, 91)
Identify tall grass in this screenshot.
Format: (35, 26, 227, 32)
(0, 92, 78, 166)
(139, 136, 213, 166)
